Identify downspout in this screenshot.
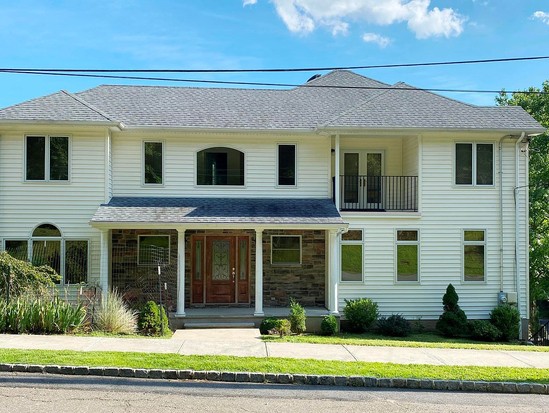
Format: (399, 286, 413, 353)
(514, 132, 526, 336)
(498, 136, 511, 292)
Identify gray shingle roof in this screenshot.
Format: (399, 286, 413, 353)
(0, 70, 544, 133)
(91, 197, 345, 226)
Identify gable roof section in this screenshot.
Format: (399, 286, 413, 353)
(0, 70, 544, 133)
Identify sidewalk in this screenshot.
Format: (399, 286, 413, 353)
(0, 329, 548, 369)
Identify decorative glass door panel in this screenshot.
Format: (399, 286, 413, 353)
(212, 240, 230, 280)
(342, 151, 384, 210)
(205, 236, 236, 304)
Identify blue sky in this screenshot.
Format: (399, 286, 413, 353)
(0, 0, 548, 108)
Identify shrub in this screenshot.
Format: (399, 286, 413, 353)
(288, 298, 306, 334)
(320, 315, 338, 336)
(468, 320, 501, 342)
(138, 301, 170, 336)
(377, 314, 411, 337)
(343, 298, 379, 333)
(272, 319, 291, 337)
(94, 290, 137, 335)
(436, 284, 468, 337)
(259, 317, 279, 335)
(490, 304, 520, 341)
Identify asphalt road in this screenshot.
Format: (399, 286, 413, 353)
(0, 373, 546, 413)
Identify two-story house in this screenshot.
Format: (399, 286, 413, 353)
(0, 70, 544, 336)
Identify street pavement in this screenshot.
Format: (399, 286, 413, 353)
(1, 329, 548, 368)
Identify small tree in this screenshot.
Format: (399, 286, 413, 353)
(288, 297, 306, 334)
(436, 284, 468, 337)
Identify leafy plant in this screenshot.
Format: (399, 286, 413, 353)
(320, 315, 338, 336)
(272, 319, 291, 337)
(138, 301, 169, 336)
(288, 298, 306, 334)
(377, 314, 411, 337)
(94, 290, 137, 335)
(436, 284, 468, 337)
(490, 304, 520, 341)
(343, 298, 379, 333)
(259, 317, 279, 335)
(468, 320, 501, 342)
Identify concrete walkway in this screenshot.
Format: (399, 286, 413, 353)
(0, 329, 548, 369)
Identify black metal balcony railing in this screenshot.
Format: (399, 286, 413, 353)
(337, 175, 418, 212)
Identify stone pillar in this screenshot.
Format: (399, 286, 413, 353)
(254, 228, 264, 316)
(99, 229, 110, 303)
(329, 229, 340, 314)
(176, 229, 186, 316)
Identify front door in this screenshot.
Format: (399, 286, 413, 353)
(342, 151, 383, 210)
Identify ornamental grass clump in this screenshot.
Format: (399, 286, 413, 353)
(436, 284, 468, 337)
(95, 290, 137, 335)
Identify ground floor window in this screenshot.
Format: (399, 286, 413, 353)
(341, 229, 363, 282)
(463, 230, 485, 282)
(271, 235, 301, 265)
(138, 235, 170, 265)
(396, 230, 419, 282)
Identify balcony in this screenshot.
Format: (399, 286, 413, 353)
(338, 175, 418, 212)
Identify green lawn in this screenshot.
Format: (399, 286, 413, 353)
(0, 348, 548, 384)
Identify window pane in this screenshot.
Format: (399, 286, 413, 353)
(341, 244, 362, 281)
(26, 136, 45, 180)
(5, 240, 28, 261)
(194, 240, 202, 281)
(464, 245, 485, 281)
(272, 249, 300, 264)
(32, 224, 61, 237)
(397, 230, 418, 241)
(197, 147, 244, 186)
(272, 236, 300, 249)
(239, 239, 248, 281)
(455, 143, 472, 185)
(139, 235, 170, 265)
(342, 230, 362, 241)
(397, 244, 418, 281)
(464, 230, 484, 242)
(50, 137, 69, 181)
(32, 240, 61, 280)
(278, 144, 296, 185)
(476, 144, 493, 185)
(65, 240, 88, 284)
(144, 142, 163, 184)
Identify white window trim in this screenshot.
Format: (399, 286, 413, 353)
(138, 234, 171, 266)
(454, 142, 495, 187)
(24, 135, 71, 183)
(142, 140, 165, 187)
(462, 229, 487, 283)
(194, 146, 247, 187)
(270, 235, 302, 266)
(276, 143, 297, 188)
(340, 229, 364, 283)
(394, 229, 420, 284)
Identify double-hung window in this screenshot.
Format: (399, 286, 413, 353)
(396, 230, 419, 282)
(271, 235, 301, 265)
(463, 230, 486, 282)
(455, 143, 494, 186)
(143, 141, 164, 185)
(26, 136, 69, 181)
(341, 230, 363, 282)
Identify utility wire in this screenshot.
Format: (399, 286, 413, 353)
(0, 55, 548, 73)
(3, 69, 547, 95)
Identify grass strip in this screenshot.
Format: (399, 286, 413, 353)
(262, 333, 549, 352)
(0, 348, 548, 384)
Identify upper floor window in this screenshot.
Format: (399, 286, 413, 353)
(26, 136, 69, 181)
(278, 144, 296, 186)
(197, 147, 244, 186)
(455, 143, 494, 186)
(143, 141, 163, 185)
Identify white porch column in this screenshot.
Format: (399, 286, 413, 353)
(176, 229, 186, 316)
(334, 134, 340, 211)
(254, 228, 264, 316)
(99, 229, 110, 303)
(329, 229, 340, 314)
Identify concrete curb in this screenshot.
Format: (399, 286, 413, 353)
(0, 363, 547, 395)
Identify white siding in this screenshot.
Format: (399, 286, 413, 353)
(339, 133, 529, 321)
(112, 131, 331, 198)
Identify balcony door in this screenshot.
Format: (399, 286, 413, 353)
(342, 151, 383, 210)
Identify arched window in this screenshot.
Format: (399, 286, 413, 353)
(197, 147, 244, 186)
(31, 224, 62, 276)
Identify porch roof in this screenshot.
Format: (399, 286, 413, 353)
(90, 197, 345, 228)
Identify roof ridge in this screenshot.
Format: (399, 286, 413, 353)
(396, 82, 477, 108)
(61, 90, 117, 122)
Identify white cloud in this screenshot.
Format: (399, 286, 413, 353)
(243, 0, 257, 6)
(362, 32, 391, 48)
(244, 0, 465, 39)
(532, 11, 549, 25)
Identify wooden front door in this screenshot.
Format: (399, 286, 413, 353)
(191, 235, 250, 305)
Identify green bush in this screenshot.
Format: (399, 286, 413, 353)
(490, 304, 520, 341)
(436, 284, 468, 337)
(343, 298, 379, 333)
(288, 298, 306, 334)
(138, 301, 170, 336)
(272, 319, 291, 337)
(320, 315, 338, 336)
(377, 314, 411, 337)
(468, 320, 501, 342)
(94, 290, 137, 335)
(259, 317, 279, 335)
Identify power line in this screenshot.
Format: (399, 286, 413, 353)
(0, 55, 548, 73)
(3, 69, 547, 95)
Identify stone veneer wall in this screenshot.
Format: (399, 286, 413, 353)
(262, 229, 326, 307)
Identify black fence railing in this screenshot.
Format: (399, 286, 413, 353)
(338, 175, 418, 212)
(530, 319, 549, 346)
